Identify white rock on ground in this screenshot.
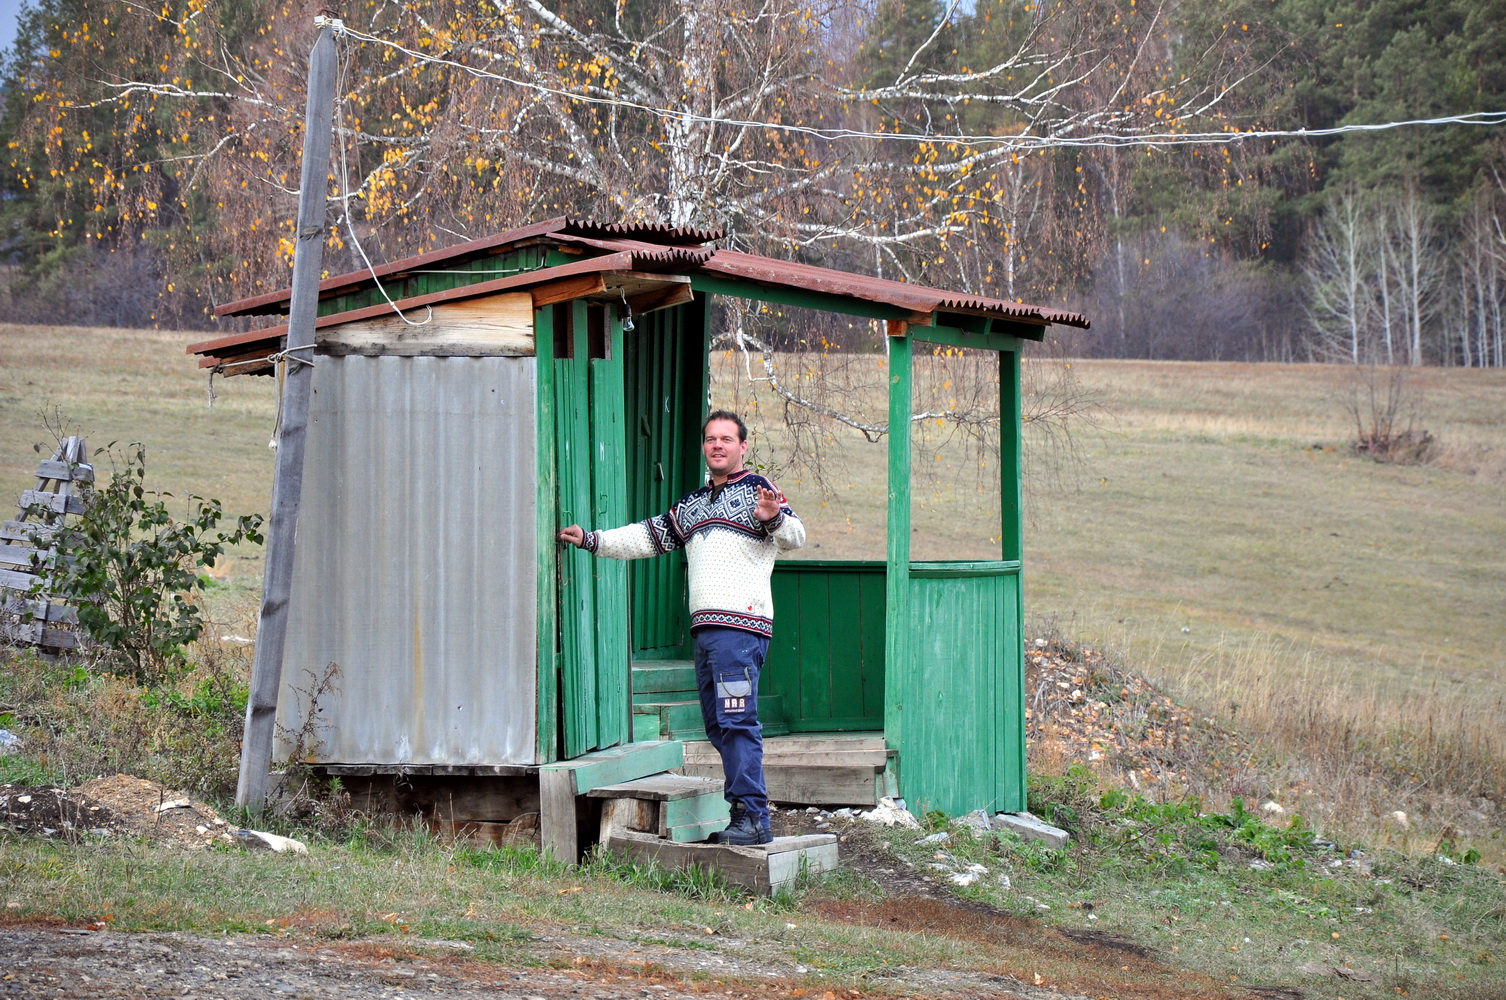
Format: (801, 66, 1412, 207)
(957, 808, 992, 839)
(990, 811, 1070, 849)
(235, 829, 309, 854)
(859, 796, 920, 829)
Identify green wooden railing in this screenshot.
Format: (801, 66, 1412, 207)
(766, 560, 886, 733)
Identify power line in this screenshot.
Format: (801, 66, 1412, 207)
(330, 21, 1506, 152)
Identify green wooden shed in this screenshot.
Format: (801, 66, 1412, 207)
(193, 217, 1088, 826)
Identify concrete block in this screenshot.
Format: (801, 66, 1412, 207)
(991, 811, 1070, 849)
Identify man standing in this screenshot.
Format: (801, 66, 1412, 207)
(558, 410, 805, 845)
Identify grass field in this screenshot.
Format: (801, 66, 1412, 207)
(4, 323, 1504, 846)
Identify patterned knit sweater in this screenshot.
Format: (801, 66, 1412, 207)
(582, 470, 805, 637)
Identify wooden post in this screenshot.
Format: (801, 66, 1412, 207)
(236, 18, 339, 809)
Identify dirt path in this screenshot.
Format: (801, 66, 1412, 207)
(1, 924, 1099, 1000)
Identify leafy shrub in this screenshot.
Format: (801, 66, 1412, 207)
(1027, 761, 1100, 836)
(45, 444, 263, 682)
(1102, 792, 1330, 873)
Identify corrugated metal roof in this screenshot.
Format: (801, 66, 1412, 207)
(275, 354, 541, 766)
(214, 217, 720, 318)
(194, 217, 1088, 369)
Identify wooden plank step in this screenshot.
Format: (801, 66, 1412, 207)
(631, 700, 702, 740)
(586, 773, 724, 801)
(604, 830, 838, 895)
(2, 520, 59, 543)
(678, 762, 886, 808)
(686, 746, 885, 768)
(19, 491, 86, 516)
(633, 697, 787, 740)
(539, 741, 686, 863)
(633, 687, 692, 704)
(1, 598, 77, 623)
(34, 460, 93, 484)
(630, 661, 696, 694)
(663, 793, 730, 840)
(684, 735, 888, 759)
(682, 745, 890, 768)
(632, 713, 662, 743)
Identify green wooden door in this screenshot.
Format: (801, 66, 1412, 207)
(622, 297, 708, 660)
(552, 300, 631, 758)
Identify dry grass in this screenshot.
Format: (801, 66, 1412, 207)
(718, 353, 1506, 858)
(0, 323, 276, 623)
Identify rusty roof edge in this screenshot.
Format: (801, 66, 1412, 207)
(703, 249, 1088, 329)
(552, 232, 716, 264)
(560, 217, 724, 244)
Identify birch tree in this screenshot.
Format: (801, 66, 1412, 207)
(1303, 190, 1376, 363)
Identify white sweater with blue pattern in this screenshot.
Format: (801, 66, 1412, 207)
(583, 470, 805, 638)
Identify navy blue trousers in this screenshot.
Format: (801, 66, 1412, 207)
(693, 626, 770, 829)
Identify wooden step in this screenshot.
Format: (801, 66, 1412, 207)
(589, 772, 730, 843)
(603, 829, 838, 895)
(631, 660, 696, 695)
(631, 699, 702, 740)
(677, 734, 894, 808)
(633, 695, 788, 740)
(631, 712, 662, 743)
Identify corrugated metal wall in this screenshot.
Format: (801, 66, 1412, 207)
(275, 355, 539, 766)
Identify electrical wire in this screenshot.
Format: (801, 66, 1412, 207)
(328, 21, 1506, 151)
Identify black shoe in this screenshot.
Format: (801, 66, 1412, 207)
(710, 801, 772, 846)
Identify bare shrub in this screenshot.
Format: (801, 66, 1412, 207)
(1343, 364, 1439, 465)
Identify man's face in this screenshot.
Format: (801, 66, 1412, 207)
(702, 418, 748, 479)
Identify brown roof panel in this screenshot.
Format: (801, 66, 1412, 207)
(702, 250, 1089, 330)
(215, 217, 721, 319)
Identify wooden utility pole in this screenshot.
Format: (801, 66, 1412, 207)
(236, 16, 339, 809)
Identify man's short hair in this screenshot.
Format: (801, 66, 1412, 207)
(702, 409, 748, 442)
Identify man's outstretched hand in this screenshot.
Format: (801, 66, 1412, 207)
(558, 524, 585, 547)
(755, 486, 782, 523)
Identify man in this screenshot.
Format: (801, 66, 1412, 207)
(557, 410, 805, 845)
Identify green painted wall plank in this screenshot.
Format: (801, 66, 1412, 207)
(590, 307, 630, 750)
(858, 572, 887, 720)
(558, 301, 598, 758)
(826, 571, 865, 721)
(535, 306, 560, 762)
(1000, 350, 1023, 562)
(796, 572, 833, 721)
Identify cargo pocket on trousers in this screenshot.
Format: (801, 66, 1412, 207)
(716, 670, 753, 715)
